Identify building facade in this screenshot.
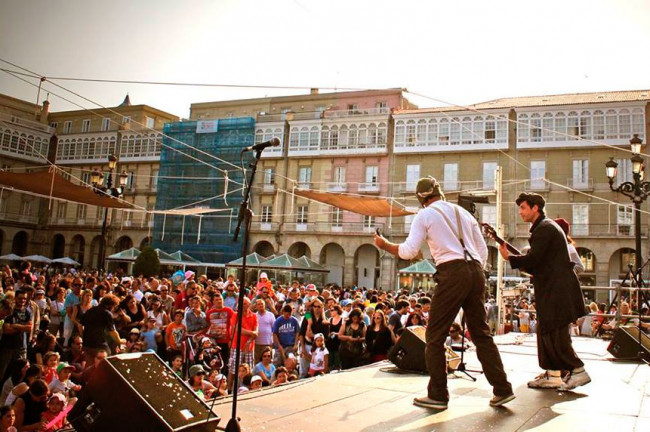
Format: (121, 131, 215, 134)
(2, 89, 649, 300)
(0, 94, 178, 268)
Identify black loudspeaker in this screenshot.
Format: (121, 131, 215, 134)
(388, 325, 428, 372)
(69, 352, 219, 432)
(607, 326, 650, 361)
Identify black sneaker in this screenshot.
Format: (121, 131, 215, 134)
(413, 396, 448, 410)
(489, 393, 516, 407)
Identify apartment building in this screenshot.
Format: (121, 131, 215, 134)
(0, 94, 178, 268)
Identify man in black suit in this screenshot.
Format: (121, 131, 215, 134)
(499, 192, 589, 391)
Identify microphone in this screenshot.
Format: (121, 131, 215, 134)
(244, 137, 280, 152)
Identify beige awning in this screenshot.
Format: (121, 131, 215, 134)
(0, 170, 134, 209)
(293, 189, 415, 217)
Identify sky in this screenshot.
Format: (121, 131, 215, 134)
(1, 0, 650, 119)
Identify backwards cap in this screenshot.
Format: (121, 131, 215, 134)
(415, 176, 444, 206)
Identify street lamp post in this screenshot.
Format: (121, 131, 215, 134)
(605, 134, 650, 275)
(91, 154, 128, 271)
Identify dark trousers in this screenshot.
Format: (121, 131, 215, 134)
(425, 259, 512, 401)
(537, 324, 584, 371)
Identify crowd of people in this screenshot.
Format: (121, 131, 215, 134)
(0, 261, 438, 431)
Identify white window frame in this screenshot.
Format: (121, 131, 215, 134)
(332, 208, 343, 228)
(298, 167, 311, 188)
(443, 163, 458, 191)
(482, 162, 498, 190)
(572, 159, 589, 188)
(365, 166, 378, 185)
(572, 204, 589, 236)
(530, 161, 546, 190)
(296, 205, 308, 226)
(263, 168, 275, 184)
(57, 202, 67, 219)
(334, 166, 346, 185)
(261, 205, 272, 224)
(101, 118, 111, 131)
(82, 119, 91, 133)
(76, 204, 87, 220)
(145, 116, 155, 129)
(617, 205, 634, 236)
(406, 164, 420, 191)
(63, 121, 72, 134)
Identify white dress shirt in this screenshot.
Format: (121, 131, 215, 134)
(398, 200, 487, 266)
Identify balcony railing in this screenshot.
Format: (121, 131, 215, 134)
(358, 182, 380, 193)
(323, 107, 391, 118)
(566, 178, 594, 191)
(250, 221, 386, 235)
(326, 182, 347, 192)
(0, 211, 38, 225)
(515, 223, 646, 238)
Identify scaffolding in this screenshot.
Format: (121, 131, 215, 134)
(152, 117, 255, 264)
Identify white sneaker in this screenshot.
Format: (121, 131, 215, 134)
(527, 371, 562, 389)
(559, 369, 591, 391)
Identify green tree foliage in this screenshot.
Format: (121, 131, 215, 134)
(133, 246, 160, 278)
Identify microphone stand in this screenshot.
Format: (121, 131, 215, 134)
(223, 147, 263, 432)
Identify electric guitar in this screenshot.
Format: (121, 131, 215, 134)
(481, 223, 521, 255)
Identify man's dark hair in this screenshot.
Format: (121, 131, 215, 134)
(396, 300, 410, 311)
(282, 304, 292, 314)
(419, 296, 431, 305)
(515, 192, 546, 212)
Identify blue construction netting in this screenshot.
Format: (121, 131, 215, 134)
(152, 117, 255, 264)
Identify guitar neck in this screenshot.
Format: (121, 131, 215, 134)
(496, 237, 521, 256)
(482, 223, 522, 255)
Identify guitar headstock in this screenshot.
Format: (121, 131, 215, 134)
(481, 223, 497, 240)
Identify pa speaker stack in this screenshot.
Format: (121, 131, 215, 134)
(388, 326, 428, 372)
(69, 352, 219, 432)
(607, 326, 650, 361)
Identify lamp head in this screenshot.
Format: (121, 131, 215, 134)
(605, 157, 618, 181)
(630, 134, 643, 155)
(108, 154, 118, 170)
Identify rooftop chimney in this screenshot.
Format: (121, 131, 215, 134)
(40, 100, 50, 124)
(310, 88, 319, 95)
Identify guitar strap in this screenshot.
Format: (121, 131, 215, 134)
(431, 204, 476, 262)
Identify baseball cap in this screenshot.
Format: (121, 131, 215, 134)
(341, 299, 352, 306)
(250, 375, 263, 384)
(130, 328, 140, 334)
(189, 364, 207, 378)
(49, 393, 66, 403)
(56, 362, 74, 374)
(260, 272, 268, 279)
(415, 176, 444, 205)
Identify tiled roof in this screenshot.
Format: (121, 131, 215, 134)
(396, 89, 650, 115)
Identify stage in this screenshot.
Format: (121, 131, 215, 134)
(210, 334, 650, 431)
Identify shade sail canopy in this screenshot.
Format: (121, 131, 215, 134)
(0, 253, 22, 261)
(0, 170, 134, 209)
(51, 257, 80, 266)
(22, 255, 52, 264)
(107, 247, 141, 262)
(398, 259, 437, 275)
(293, 189, 415, 217)
(226, 252, 271, 268)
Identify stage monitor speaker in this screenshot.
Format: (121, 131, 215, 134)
(69, 352, 219, 432)
(607, 326, 650, 361)
(388, 325, 428, 372)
